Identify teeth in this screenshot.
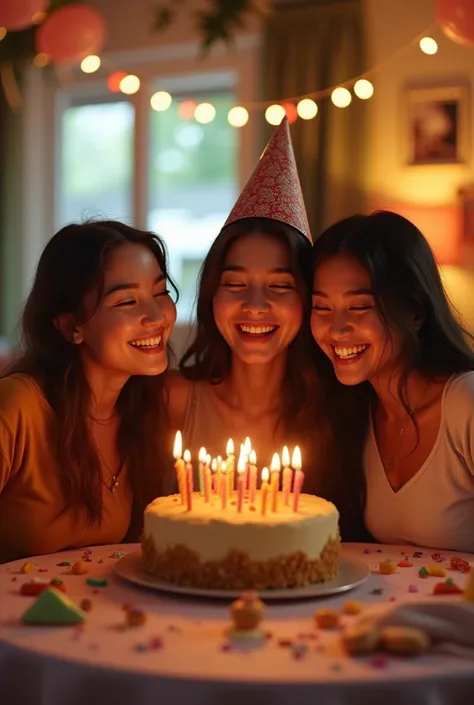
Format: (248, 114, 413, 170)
(334, 344, 369, 358)
(129, 336, 162, 348)
(239, 325, 276, 334)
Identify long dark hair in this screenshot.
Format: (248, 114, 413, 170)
(180, 217, 322, 453)
(312, 210, 474, 535)
(7, 220, 178, 525)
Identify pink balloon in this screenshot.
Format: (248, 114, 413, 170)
(436, 0, 474, 47)
(0, 0, 48, 30)
(35, 3, 106, 64)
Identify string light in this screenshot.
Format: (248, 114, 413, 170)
(119, 74, 140, 95)
(353, 79, 374, 100)
(296, 98, 318, 120)
(150, 91, 172, 111)
(178, 100, 197, 120)
(283, 102, 298, 124)
(194, 102, 216, 124)
(228, 106, 249, 127)
(331, 87, 352, 108)
(80, 55, 101, 74)
(107, 71, 127, 93)
(265, 104, 285, 125)
(419, 37, 438, 55)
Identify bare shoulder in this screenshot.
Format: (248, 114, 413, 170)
(163, 371, 193, 430)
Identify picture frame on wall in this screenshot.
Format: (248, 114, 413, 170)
(404, 85, 469, 166)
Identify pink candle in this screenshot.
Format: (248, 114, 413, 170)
(204, 465, 211, 502)
(243, 437, 251, 490)
(237, 454, 246, 513)
(226, 439, 235, 498)
(282, 446, 292, 506)
(198, 447, 206, 496)
(220, 461, 227, 510)
(183, 449, 193, 511)
(291, 446, 303, 513)
(260, 467, 270, 516)
(249, 449, 257, 504)
(211, 458, 217, 494)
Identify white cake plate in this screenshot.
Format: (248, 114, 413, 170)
(113, 551, 370, 601)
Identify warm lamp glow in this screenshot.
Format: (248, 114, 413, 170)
(119, 74, 140, 95)
(270, 453, 281, 472)
(261, 467, 270, 483)
(151, 91, 172, 111)
(354, 79, 374, 100)
(331, 87, 352, 108)
(226, 438, 234, 456)
(173, 431, 182, 459)
(265, 104, 285, 125)
(419, 36, 438, 55)
(80, 55, 101, 74)
(183, 449, 191, 463)
(228, 106, 249, 127)
(297, 98, 318, 120)
(291, 446, 302, 470)
(194, 102, 216, 124)
(198, 447, 207, 463)
(249, 449, 257, 465)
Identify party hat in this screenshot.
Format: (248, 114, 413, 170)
(223, 117, 311, 242)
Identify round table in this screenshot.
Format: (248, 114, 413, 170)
(1, 543, 473, 705)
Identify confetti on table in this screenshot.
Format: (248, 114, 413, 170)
(291, 642, 309, 660)
(370, 588, 383, 596)
(56, 561, 71, 567)
(408, 584, 418, 593)
(397, 559, 413, 568)
(370, 655, 388, 669)
(85, 577, 108, 588)
(413, 551, 423, 558)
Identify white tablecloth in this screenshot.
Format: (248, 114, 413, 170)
(1, 542, 473, 705)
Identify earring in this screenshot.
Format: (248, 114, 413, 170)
(72, 331, 82, 344)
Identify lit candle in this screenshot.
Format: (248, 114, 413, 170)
(243, 437, 251, 490)
(260, 467, 270, 516)
(237, 453, 246, 513)
(292, 446, 303, 513)
(270, 452, 281, 512)
(226, 438, 235, 498)
(183, 449, 193, 511)
(220, 460, 227, 510)
(282, 445, 292, 506)
(211, 458, 217, 494)
(203, 457, 211, 502)
(173, 431, 186, 505)
(249, 449, 258, 504)
(198, 447, 206, 496)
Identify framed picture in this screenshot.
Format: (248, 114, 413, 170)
(404, 85, 469, 165)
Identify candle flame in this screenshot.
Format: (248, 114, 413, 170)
(198, 447, 207, 463)
(270, 452, 281, 472)
(261, 467, 269, 483)
(249, 449, 257, 465)
(282, 445, 290, 467)
(173, 430, 182, 459)
(211, 458, 217, 471)
(183, 449, 191, 463)
(237, 454, 246, 473)
(243, 436, 251, 454)
(221, 460, 227, 474)
(226, 438, 234, 456)
(291, 446, 302, 470)
(205, 453, 211, 466)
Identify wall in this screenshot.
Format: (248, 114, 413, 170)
(365, 0, 474, 330)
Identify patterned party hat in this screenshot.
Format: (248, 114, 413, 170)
(223, 117, 312, 242)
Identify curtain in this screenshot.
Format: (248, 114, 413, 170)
(262, 0, 368, 237)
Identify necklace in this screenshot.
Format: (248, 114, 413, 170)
(94, 443, 122, 494)
(89, 411, 117, 427)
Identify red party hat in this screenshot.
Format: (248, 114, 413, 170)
(223, 117, 312, 242)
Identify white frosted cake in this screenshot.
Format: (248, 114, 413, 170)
(142, 492, 340, 590)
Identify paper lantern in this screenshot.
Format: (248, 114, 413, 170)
(35, 4, 106, 64)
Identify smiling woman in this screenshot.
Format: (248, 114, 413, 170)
(0, 220, 177, 563)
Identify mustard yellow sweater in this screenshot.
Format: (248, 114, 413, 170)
(0, 374, 132, 563)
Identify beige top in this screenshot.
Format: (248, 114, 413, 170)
(364, 372, 474, 553)
(0, 374, 133, 563)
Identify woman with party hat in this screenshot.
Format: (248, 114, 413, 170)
(165, 118, 330, 498)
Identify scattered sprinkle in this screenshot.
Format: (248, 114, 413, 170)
(314, 608, 340, 629)
(126, 608, 147, 628)
(389, 596, 396, 602)
(134, 643, 149, 653)
(450, 557, 471, 573)
(97, 558, 105, 564)
(86, 577, 108, 588)
(408, 584, 418, 593)
(38, 568, 48, 573)
(110, 551, 125, 560)
(56, 561, 71, 567)
(363, 548, 372, 554)
(376, 549, 383, 553)
(11, 577, 17, 582)
(418, 567, 430, 578)
(278, 638, 293, 647)
(220, 642, 232, 652)
(330, 661, 342, 672)
(379, 560, 396, 575)
(80, 598, 93, 612)
(167, 624, 181, 633)
(71, 561, 89, 576)
(20, 562, 35, 574)
(397, 559, 413, 568)
(292, 642, 309, 660)
(431, 552, 445, 563)
(343, 600, 363, 615)
(149, 637, 164, 650)
(370, 588, 383, 596)
(370, 655, 388, 669)
(50, 578, 63, 585)
(413, 551, 423, 558)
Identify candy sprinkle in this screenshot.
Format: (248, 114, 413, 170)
(86, 577, 108, 588)
(408, 584, 418, 593)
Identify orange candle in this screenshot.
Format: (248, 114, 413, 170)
(282, 445, 292, 506)
(249, 449, 257, 504)
(211, 458, 217, 494)
(226, 438, 235, 498)
(203, 462, 211, 503)
(270, 452, 281, 512)
(198, 447, 206, 496)
(260, 467, 270, 516)
(216, 455, 223, 495)
(220, 460, 227, 510)
(237, 453, 246, 513)
(173, 431, 186, 504)
(183, 449, 193, 511)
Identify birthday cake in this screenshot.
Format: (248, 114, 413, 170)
(141, 492, 340, 590)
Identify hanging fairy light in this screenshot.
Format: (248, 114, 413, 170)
(150, 91, 172, 111)
(331, 87, 352, 108)
(194, 102, 216, 124)
(107, 71, 127, 93)
(81, 55, 101, 74)
(283, 102, 298, 124)
(297, 98, 318, 120)
(178, 100, 197, 120)
(119, 74, 140, 95)
(228, 106, 249, 127)
(353, 79, 374, 100)
(265, 104, 286, 125)
(419, 36, 438, 55)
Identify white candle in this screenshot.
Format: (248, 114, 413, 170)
(183, 449, 193, 511)
(291, 446, 303, 512)
(282, 445, 292, 506)
(173, 431, 186, 504)
(260, 467, 270, 516)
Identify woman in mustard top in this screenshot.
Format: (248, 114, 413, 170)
(0, 220, 177, 563)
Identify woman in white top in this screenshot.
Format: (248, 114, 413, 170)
(310, 210, 474, 552)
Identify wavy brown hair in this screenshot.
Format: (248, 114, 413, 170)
(180, 217, 324, 474)
(6, 220, 177, 526)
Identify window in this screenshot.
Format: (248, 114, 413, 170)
(147, 91, 238, 321)
(56, 100, 134, 228)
